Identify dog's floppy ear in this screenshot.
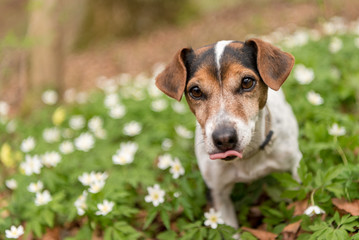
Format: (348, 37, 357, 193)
(245, 38, 295, 91)
(155, 48, 192, 101)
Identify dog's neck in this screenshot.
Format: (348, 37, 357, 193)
(242, 106, 273, 159)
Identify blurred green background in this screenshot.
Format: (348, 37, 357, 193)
(0, 0, 359, 114)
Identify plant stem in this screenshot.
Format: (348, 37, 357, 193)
(310, 188, 317, 206)
(334, 136, 348, 165)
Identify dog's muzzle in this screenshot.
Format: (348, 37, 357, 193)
(210, 126, 243, 160)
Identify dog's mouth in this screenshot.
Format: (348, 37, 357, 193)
(209, 150, 243, 161)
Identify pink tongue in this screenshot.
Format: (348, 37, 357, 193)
(209, 150, 243, 160)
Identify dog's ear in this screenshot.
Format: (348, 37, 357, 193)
(155, 48, 192, 101)
(245, 38, 295, 91)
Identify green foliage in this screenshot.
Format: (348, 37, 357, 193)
(1, 30, 359, 239)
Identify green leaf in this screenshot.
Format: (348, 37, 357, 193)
(157, 230, 177, 240)
(323, 165, 344, 184)
(272, 172, 300, 188)
(208, 229, 222, 240)
(160, 210, 170, 230)
(104, 227, 113, 240)
(143, 208, 158, 230)
(42, 209, 55, 228)
(240, 231, 257, 240)
(74, 224, 92, 240)
(29, 220, 42, 238)
(181, 228, 199, 240)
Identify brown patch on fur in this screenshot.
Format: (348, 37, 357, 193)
(185, 66, 222, 129)
(196, 45, 213, 55)
(155, 48, 192, 101)
(185, 59, 268, 134)
(245, 38, 295, 90)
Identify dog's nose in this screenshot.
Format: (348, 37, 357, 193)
(212, 127, 238, 151)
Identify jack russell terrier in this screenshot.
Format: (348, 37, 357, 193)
(155, 39, 302, 229)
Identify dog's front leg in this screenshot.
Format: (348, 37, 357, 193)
(211, 183, 238, 229)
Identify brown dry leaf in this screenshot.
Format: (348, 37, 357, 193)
(287, 199, 308, 216)
(42, 227, 60, 240)
(282, 220, 302, 240)
(242, 226, 277, 240)
(332, 198, 359, 216)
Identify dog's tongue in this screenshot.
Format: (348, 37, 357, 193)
(209, 150, 243, 160)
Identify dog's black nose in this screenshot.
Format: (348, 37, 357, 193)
(212, 127, 238, 151)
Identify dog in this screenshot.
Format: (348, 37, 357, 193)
(155, 39, 302, 229)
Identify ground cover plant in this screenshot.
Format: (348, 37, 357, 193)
(1, 17, 359, 239)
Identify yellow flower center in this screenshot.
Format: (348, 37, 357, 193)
(210, 216, 218, 223)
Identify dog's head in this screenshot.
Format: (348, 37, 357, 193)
(156, 39, 294, 160)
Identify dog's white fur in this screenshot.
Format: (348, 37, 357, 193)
(195, 88, 301, 228)
(214, 40, 233, 76)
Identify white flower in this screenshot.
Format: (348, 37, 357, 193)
(354, 37, 359, 49)
(94, 128, 107, 139)
(204, 208, 224, 229)
(169, 158, 185, 179)
(88, 180, 105, 194)
(35, 190, 52, 206)
(95, 199, 115, 216)
(74, 191, 88, 216)
(5, 179, 17, 190)
(42, 151, 61, 167)
(304, 205, 325, 217)
(109, 105, 126, 119)
(59, 141, 74, 154)
(330, 67, 341, 79)
(175, 125, 193, 139)
(145, 184, 165, 207)
(148, 83, 162, 98)
(306, 91, 324, 106)
(76, 92, 88, 104)
(6, 120, 17, 133)
(88, 116, 103, 132)
(172, 102, 186, 114)
(293, 64, 314, 85)
(161, 138, 173, 151)
(75, 132, 95, 152)
(97, 77, 118, 93)
(78, 172, 93, 186)
(27, 180, 44, 193)
(69, 115, 86, 130)
(123, 121, 142, 136)
(20, 155, 43, 176)
(328, 123, 346, 136)
(151, 99, 168, 112)
(174, 192, 181, 198)
(0, 101, 10, 117)
(78, 171, 108, 187)
(157, 154, 174, 170)
(112, 142, 138, 165)
(329, 37, 343, 53)
(92, 171, 109, 183)
(41, 90, 58, 105)
(129, 88, 145, 101)
(43, 127, 61, 143)
(64, 88, 77, 103)
(62, 128, 74, 138)
(284, 30, 310, 48)
(104, 93, 120, 109)
(322, 17, 346, 35)
(20, 137, 36, 153)
(5, 225, 24, 239)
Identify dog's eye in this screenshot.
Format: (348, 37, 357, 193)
(189, 86, 203, 100)
(241, 77, 256, 91)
